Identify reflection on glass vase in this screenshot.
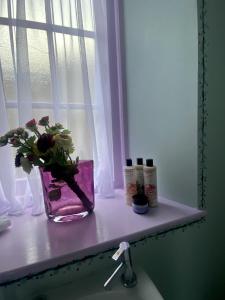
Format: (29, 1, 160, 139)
(39, 160, 94, 223)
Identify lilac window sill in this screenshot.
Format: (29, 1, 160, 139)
(0, 190, 206, 284)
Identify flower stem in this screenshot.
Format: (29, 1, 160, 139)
(64, 176, 93, 213)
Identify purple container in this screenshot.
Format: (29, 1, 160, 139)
(39, 160, 94, 223)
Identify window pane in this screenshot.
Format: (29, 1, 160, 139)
(32, 108, 54, 128)
(52, 0, 78, 28)
(10, 0, 46, 22)
(51, 0, 94, 31)
(81, 0, 94, 31)
(85, 37, 95, 102)
(6, 107, 19, 128)
(54, 32, 84, 103)
(0, 0, 8, 18)
(0, 25, 17, 101)
(25, 0, 46, 23)
(27, 29, 51, 102)
(67, 109, 93, 160)
(32, 109, 93, 160)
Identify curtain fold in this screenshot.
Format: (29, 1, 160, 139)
(0, 60, 23, 215)
(16, 0, 44, 215)
(92, 0, 115, 197)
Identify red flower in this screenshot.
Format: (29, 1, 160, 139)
(25, 119, 37, 130)
(38, 116, 49, 126)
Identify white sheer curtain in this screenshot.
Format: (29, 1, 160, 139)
(0, 0, 118, 216)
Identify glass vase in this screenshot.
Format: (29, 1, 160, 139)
(39, 160, 94, 222)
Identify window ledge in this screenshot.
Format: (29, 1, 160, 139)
(0, 190, 206, 285)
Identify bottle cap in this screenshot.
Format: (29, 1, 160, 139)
(137, 158, 143, 165)
(146, 159, 153, 167)
(126, 158, 132, 166)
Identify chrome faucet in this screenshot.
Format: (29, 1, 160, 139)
(104, 241, 137, 289)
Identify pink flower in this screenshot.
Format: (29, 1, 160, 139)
(25, 119, 37, 131)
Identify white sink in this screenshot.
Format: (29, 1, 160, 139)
(37, 267, 164, 300)
(80, 268, 164, 300)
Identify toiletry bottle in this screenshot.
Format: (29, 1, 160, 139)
(124, 159, 137, 205)
(135, 158, 144, 195)
(143, 159, 158, 207)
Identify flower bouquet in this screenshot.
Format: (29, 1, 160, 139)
(0, 117, 94, 222)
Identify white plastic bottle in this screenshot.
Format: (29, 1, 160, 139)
(135, 158, 144, 195)
(143, 159, 158, 207)
(124, 159, 137, 205)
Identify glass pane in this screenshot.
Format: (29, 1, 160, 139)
(7, 108, 19, 129)
(51, 0, 94, 31)
(0, 26, 17, 101)
(52, 0, 78, 28)
(32, 108, 54, 128)
(11, 0, 23, 19)
(0, 0, 8, 17)
(54, 32, 84, 103)
(81, 0, 94, 31)
(67, 109, 93, 160)
(27, 29, 51, 102)
(10, 0, 46, 22)
(25, 0, 46, 23)
(85, 37, 95, 102)
(32, 109, 93, 160)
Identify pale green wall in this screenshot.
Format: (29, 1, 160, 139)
(125, 0, 225, 299)
(123, 0, 198, 207)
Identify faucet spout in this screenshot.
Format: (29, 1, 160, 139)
(104, 241, 137, 289)
(120, 244, 137, 288)
(104, 262, 123, 288)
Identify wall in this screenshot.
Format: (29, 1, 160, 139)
(124, 0, 225, 299)
(123, 0, 198, 207)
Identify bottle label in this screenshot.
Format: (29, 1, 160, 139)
(124, 169, 137, 205)
(135, 167, 144, 194)
(144, 169, 158, 207)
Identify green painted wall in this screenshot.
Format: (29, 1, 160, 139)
(123, 0, 198, 207)
(125, 0, 225, 299)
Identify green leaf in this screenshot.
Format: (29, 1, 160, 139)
(0, 136, 8, 146)
(46, 127, 61, 135)
(20, 157, 33, 174)
(32, 158, 44, 167)
(26, 135, 36, 145)
(61, 129, 71, 134)
(17, 145, 31, 154)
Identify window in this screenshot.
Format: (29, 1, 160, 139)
(0, 0, 125, 215)
(0, 0, 95, 160)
